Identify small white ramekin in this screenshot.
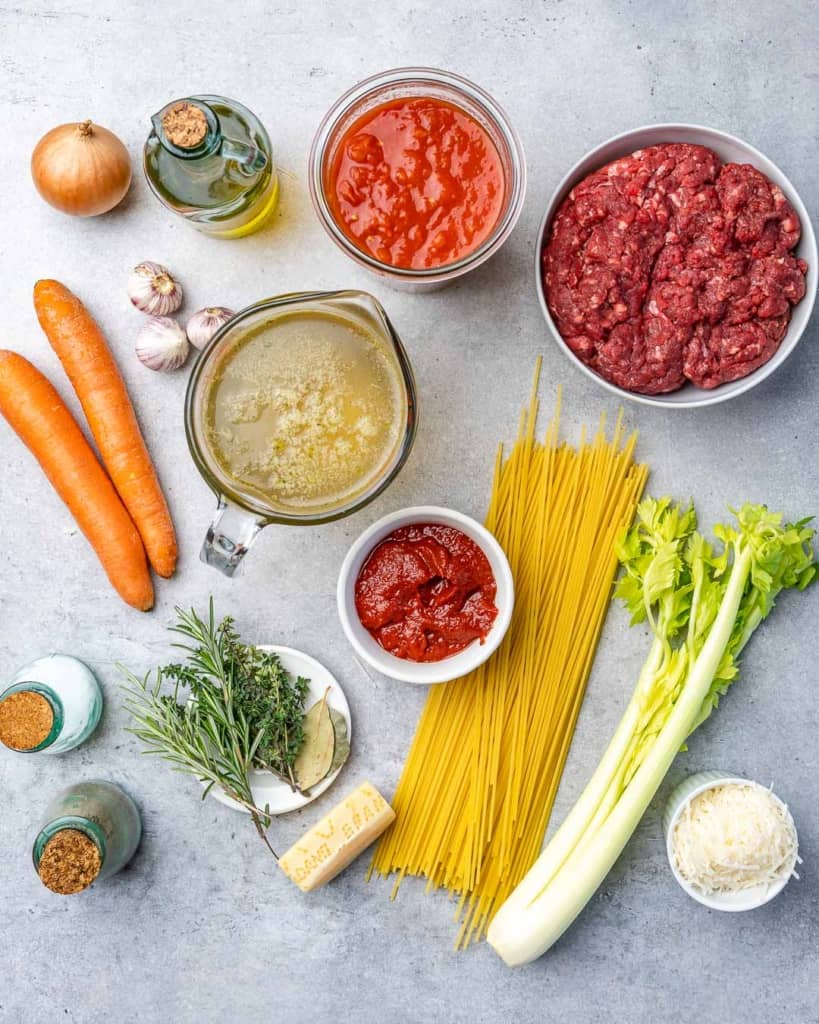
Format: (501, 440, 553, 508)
(337, 505, 514, 684)
(664, 770, 799, 912)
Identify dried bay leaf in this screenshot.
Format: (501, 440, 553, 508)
(329, 707, 350, 775)
(294, 689, 334, 790)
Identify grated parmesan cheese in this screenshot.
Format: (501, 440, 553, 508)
(671, 782, 799, 895)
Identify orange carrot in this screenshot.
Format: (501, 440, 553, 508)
(34, 279, 178, 578)
(0, 350, 154, 611)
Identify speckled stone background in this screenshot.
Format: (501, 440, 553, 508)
(1, 2, 817, 1022)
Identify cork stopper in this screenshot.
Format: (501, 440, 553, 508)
(162, 102, 208, 149)
(0, 690, 53, 750)
(38, 829, 102, 895)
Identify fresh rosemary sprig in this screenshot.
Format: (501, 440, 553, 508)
(120, 600, 310, 858)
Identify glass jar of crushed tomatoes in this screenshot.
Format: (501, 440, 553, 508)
(309, 67, 526, 289)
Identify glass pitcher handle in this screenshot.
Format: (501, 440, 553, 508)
(219, 136, 268, 175)
(201, 501, 263, 577)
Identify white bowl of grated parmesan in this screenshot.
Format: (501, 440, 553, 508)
(664, 771, 800, 912)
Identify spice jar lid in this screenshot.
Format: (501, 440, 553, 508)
(162, 101, 209, 150)
(0, 685, 62, 752)
(33, 821, 104, 895)
(37, 827, 102, 894)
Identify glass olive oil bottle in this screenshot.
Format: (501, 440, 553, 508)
(143, 94, 279, 238)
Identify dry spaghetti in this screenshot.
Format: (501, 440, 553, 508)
(369, 363, 648, 947)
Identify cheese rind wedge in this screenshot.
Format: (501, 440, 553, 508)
(279, 781, 395, 892)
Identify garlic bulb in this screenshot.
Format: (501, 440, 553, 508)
(136, 317, 189, 371)
(186, 306, 235, 350)
(128, 262, 183, 316)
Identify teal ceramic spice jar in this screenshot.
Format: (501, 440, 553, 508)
(33, 781, 142, 895)
(0, 655, 102, 754)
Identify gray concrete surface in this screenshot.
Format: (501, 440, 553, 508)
(1, 2, 817, 1022)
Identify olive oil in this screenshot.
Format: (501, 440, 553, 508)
(143, 95, 279, 238)
(204, 311, 404, 512)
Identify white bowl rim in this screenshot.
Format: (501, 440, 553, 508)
(534, 122, 818, 409)
(664, 772, 798, 911)
(337, 504, 514, 684)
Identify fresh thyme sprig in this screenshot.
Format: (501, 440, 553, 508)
(120, 600, 310, 858)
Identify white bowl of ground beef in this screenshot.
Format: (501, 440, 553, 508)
(536, 124, 817, 408)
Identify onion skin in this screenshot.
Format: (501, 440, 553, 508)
(31, 120, 132, 217)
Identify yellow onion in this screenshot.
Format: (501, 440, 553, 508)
(31, 120, 131, 217)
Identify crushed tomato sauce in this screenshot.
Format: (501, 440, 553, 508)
(354, 523, 498, 662)
(327, 96, 505, 270)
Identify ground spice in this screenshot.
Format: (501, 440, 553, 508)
(162, 102, 208, 149)
(38, 829, 102, 894)
(0, 691, 53, 750)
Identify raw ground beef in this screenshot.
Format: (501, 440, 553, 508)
(543, 143, 808, 393)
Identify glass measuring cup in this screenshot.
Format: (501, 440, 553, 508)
(185, 290, 418, 576)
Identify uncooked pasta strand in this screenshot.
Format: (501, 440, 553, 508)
(370, 364, 648, 947)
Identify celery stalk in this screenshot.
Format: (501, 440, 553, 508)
(497, 638, 664, 917)
(487, 502, 815, 967)
(492, 501, 697, 916)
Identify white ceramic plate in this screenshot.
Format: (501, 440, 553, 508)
(535, 123, 818, 408)
(207, 645, 351, 816)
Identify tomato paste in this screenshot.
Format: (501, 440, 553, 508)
(354, 523, 498, 662)
(327, 96, 505, 270)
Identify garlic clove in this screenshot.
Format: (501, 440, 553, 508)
(136, 316, 190, 372)
(128, 261, 183, 316)
(186, 306, 235, 350)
